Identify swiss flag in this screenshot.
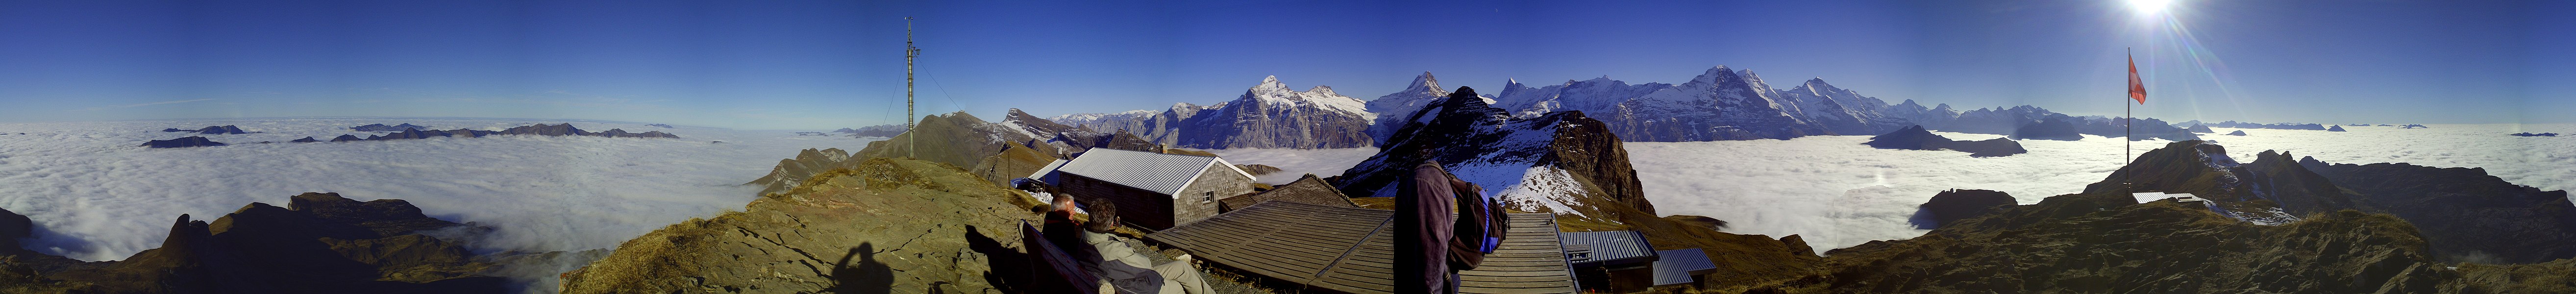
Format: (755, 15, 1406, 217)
(2128, 53, 2147, 104)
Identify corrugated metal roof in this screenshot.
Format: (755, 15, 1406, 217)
(1559, 231, 1655, 265)
(1054, 148, 1219, 195)
(1651, 248, 1716, 286)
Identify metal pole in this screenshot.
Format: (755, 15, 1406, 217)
(906, 17, 918, 159)
(2125, 47, 2133, 193)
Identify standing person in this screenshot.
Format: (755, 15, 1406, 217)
(1397, 155, 1462, 293)
(1398, 88, 1488, 294)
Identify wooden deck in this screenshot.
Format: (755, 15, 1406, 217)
(1148, 201, 1393, 293)
(1145, 202, 1576, 294)
(1457, 213, 1580, 294)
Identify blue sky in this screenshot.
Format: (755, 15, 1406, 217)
(0, 0, 2564, 129)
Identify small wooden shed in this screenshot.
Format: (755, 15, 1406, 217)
(1027, 148, 1257, 230)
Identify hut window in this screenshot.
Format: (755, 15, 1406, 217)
(1202, 192, 1214, 203)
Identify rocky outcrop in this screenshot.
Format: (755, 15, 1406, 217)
(140, 136, 226, 148)
(350, 123, 432, 132)
(560, 157, 1047, 294)
(2188, 124, 2215, 133)
(1817, 196, 2454, 294)
(163, 125, 255, 134)
(2511, 132, 2559, 137)
(1335, 86, 1653, 219)
(854, 111, 1063, 177)
(0, 193, 506, 293)
(1000, 108, 1157, 156)
(743, 148, 866, 196)
(2228, 130, 2249, 136)
(1734, 152, 2576, 294)
(1913, 189, 2016, 229)
(2301, 158, 2576, 264)
(2081, 141, 2365, 224)
(1862, 125, 2026, 157)
(2329, 125, 2349, 132)
(290, 137, 321, 143)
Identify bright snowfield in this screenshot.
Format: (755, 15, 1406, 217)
(1631, 123, 2576, 254)
(0, 118, 882, 263)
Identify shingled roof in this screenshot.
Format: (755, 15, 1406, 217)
(1219, 174, 1356, 212)
(1028, 148, 1254, 196)
(1146, 201, 1576, 294)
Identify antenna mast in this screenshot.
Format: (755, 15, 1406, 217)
(904, 17, 918, 158)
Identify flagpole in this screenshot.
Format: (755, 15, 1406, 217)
(2124, 47, 2133, 194)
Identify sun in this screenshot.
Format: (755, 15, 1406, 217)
(2126, 0, 2177, 15)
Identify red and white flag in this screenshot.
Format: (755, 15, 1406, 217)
(2128, 53, 2147, 104)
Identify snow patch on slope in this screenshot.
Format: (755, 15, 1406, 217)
(1445, 165, 1587, 217)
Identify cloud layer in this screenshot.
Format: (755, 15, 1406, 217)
(0, 118, 883, 262)
(1628, 123, 2576, 254)
(1201, 124, 2576, 256)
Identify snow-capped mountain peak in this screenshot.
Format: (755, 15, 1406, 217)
(1306, 85, 1338, 98)
(1364, 72, 1462, 142)
(1401, 72, 1443, 95)
(1689, 65, 1735, 85)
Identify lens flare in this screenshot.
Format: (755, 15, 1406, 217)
(2127, 0, 2175, 14)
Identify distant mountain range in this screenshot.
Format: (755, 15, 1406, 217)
(1049, 65, 2215, 148)
(1049, 75, 1377, 149)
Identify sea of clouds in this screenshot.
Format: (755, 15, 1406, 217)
(0, 117, 880, 291)
(1208, 124, 2575, 255)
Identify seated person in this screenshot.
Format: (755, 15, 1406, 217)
(1046, 194, 1209, 294)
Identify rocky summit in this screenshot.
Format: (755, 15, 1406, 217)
(0, 193, 506, 294)
(1817, 196, 2459, 293)
(1749, 141, 2576, 293)
(852, 111, 1066, 186)
(2301, 158, 2576, 264)
(743, 147, 867, 196)
(1913, 189, 2016, 229)
(1335, 86, 1653, 219)
(560, 157, 1048, 294)
(2081, 141, 2362, 224)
